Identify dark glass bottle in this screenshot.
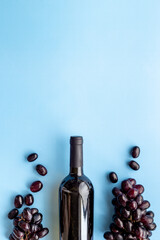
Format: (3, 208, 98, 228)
(59, 136, 94, 240)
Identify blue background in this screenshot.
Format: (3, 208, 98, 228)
(0, 1, 159, 239)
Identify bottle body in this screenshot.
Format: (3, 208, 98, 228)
(59, 173, 94, 240)
(59, 136, 94, 240)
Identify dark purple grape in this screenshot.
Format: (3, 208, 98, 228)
(110, 223, 119, 233)
(10, 234, 18, 240)
(109, 172, 118, 183)
(141, 216, 153, 225)
(9, 234, 15, 240)
(139, 200, 150, 210)
(127, 200, 137, 211)
(132, 208, 142, 221)
(25, 194, 34, 206)
(112, 198, 120, 208)
(147, 231, 152, 237)
(104, 231, 114, 240)
(124, 221, 133, 232)
(131, 146, 140, 158)
(31, 208, 39, 215)
(117, 194, 128, 207)
(30, 223, 39, 233)
(135, 195, 143, 205)
(115, 207, 121, 217)
(12, 227, 24, 239)
(27, 153, 38, 162)
(134, 184, 144, 194)
(36, 164, 48, 176)
(127, 188, 139, 199)
(141, 209, 147, 216)
(30, 233, 39, 240)
(112, 187, 122, 197)
(18, 220, 30, 231)
(128, 178, 136, 186)
(121, 180, 132, 192)
(14, 195, 23, 209)
(146, 223, 156, 231)
(114, 233, 123, 240)
(13, 217, 19, 227)
(135, 226, 147, 238)
(124, 234, 136, 240)
(8, 209, 19, 220)
(120, 207, 130, 219)
(129, 161, 140, 170)
(37, 228, 49, 238)
(146, 211, 154, 218)
(32, 213, 43, 224)
(23, 207, 32, 222)
(30, 181, 43, 192)
(114, 217, 124, 229)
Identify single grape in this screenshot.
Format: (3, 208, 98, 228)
(110, 223, 119, 233)
(146, 211, 154, 218)
(27, 153, 38, 162)
(121, 180, 132, 192)
(134, 184, 144, 194)
(127, 200, 137, 211)
(135, 226, 147, 239)
(8, 209, 19, 220)
(128, 178, 136, 186)
(37, 227, 49, 238)
(32, 213, 43, 224)
(30, 181, 43, 192)
(147, 230, 152, 237)
(13, 217, 19, 227)
(36, 164, 48, 176)
(139, 200, 150, 210)
(22, 208, 32, 222)
(141, 215, 153, 225)
(31, 208, 39, 215)
(30, 223, 39, 233)
(12, 227, 24, 239)
(112, 198, 120, 208)
(131, 146, 140, 158)
(124, 220, 133, 232)
(114, 217, 124, 229)
(109, 172, 118, 183)
(18, 220, 30, 231)
(127, 188, 139, 199)
(146, 223, 156, 231)
(120, 207, 130, 219)
(30, 233, 39, 240)
(132, 208, 142, 221)
(135, 195, 143, 205)
(25, 194, 34, 206)
(103, 231, 114, 240)
(14, 195, 23, 209)
(129, 161, 140, 171)
(9, 234, 15, 240)
(117, 194, 128, 207)
(112, 187, 122, 197)
(114, 233, 123, 240)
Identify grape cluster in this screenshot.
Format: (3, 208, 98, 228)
(104, 146, 157, 240)
(8, 153, 49, 239)
(104, 178, 156, 240)
(9, 207, 49, 240)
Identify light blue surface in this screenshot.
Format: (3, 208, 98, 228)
(0, 1, 159, 239)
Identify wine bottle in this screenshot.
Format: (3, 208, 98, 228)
(59, 136, 94, 240)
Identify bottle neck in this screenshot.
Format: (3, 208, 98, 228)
(70, 138, 83, 176)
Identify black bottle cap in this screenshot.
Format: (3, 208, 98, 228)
(70, 136, 83, 145)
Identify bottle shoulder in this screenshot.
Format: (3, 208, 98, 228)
(59, 174, 94, 193)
